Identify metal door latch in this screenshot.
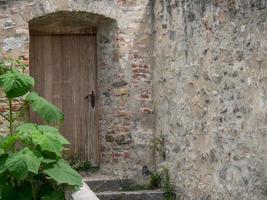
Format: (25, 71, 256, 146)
(85, 91, 95, 108)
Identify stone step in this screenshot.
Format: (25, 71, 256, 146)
(84, 176, 134, 192)
(96, 190, 166, 200)
(83, 176, 166, 200)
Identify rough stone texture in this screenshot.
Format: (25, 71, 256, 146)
(0, 0, 155, 179)
(153, 0, 267, 200)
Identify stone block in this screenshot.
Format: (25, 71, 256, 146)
(113, 88, 129, 96)
(67, 182, 99, 200)
(3, 36, 27, 52)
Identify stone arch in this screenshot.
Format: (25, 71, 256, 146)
(28, 11, 116, 33)
(18, 0, 119, 23)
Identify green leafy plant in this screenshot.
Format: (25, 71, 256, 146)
(152, 134, 166, 160)
(120, 172, 161, 192)
(149, 172, 161, 189)
(0, 58, 82, 200)
(162, 168, 176, 200)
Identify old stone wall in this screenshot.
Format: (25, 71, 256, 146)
(153, 0, 267, 199)
(0, 0, 155, 178)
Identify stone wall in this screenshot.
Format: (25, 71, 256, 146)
(0, 0, 155, 178)
(153, 0, 267, 199)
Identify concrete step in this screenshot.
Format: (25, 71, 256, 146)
(96, 190, 166, 200)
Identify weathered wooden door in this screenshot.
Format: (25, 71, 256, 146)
(30, 33, 99, 165)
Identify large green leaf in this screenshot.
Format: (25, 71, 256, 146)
(16, 123, 38, 133)
(5, 147, 42, 180)
(0, 135, 18, 152)
(5, 155, 28, 180)
(38, 125, 70, 145)
(32, 131, 63, 156)
(16, 123, 38, 143)
(0, 181, 33, 200)
(20, 147, 42, 174)
(0, 69, 34, 98)
(26, 92, 64, 123)
(0, 148, 4, 155)
(16, 123, 69, 147)
(0, 155, 7, 175)
(0, 183, 15, 200)
(44, 159, 82, 187)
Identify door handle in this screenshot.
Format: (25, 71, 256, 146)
(85, 91, 96, 108)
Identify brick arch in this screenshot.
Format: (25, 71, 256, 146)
(18, 0, 119, 23)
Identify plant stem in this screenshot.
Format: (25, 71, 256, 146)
(29, 175, 37, 200)
(8, 98, 15, 153)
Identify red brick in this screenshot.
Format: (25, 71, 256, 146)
(140, 94, 151, 99)
(131, 64, 150, 69)
(113, 110, 132, 119)
(123, 151, 131, 159)
(12, 103, 23, 111)
(0, 106, 7, 113)
(119, 99, 127, 109)
(132, 68, 149, 73)
(141, 107, 152, 114)
(217, 10, 226, 23)
(143, 64, 149, 69)
(132, 73, 148, 79)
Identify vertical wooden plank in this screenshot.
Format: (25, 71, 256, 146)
(78, 36, 87, 161)
(71, 35, 81, 159)
(43, 36, 53, 103)
(51, 36, 63, 110)
(61, 35, 76, 158)
(82, 35, 92, 162)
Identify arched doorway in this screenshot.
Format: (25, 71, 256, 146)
(29, 12, 99, 165)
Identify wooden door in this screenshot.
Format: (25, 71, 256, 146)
(30, 34, 99, 165)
